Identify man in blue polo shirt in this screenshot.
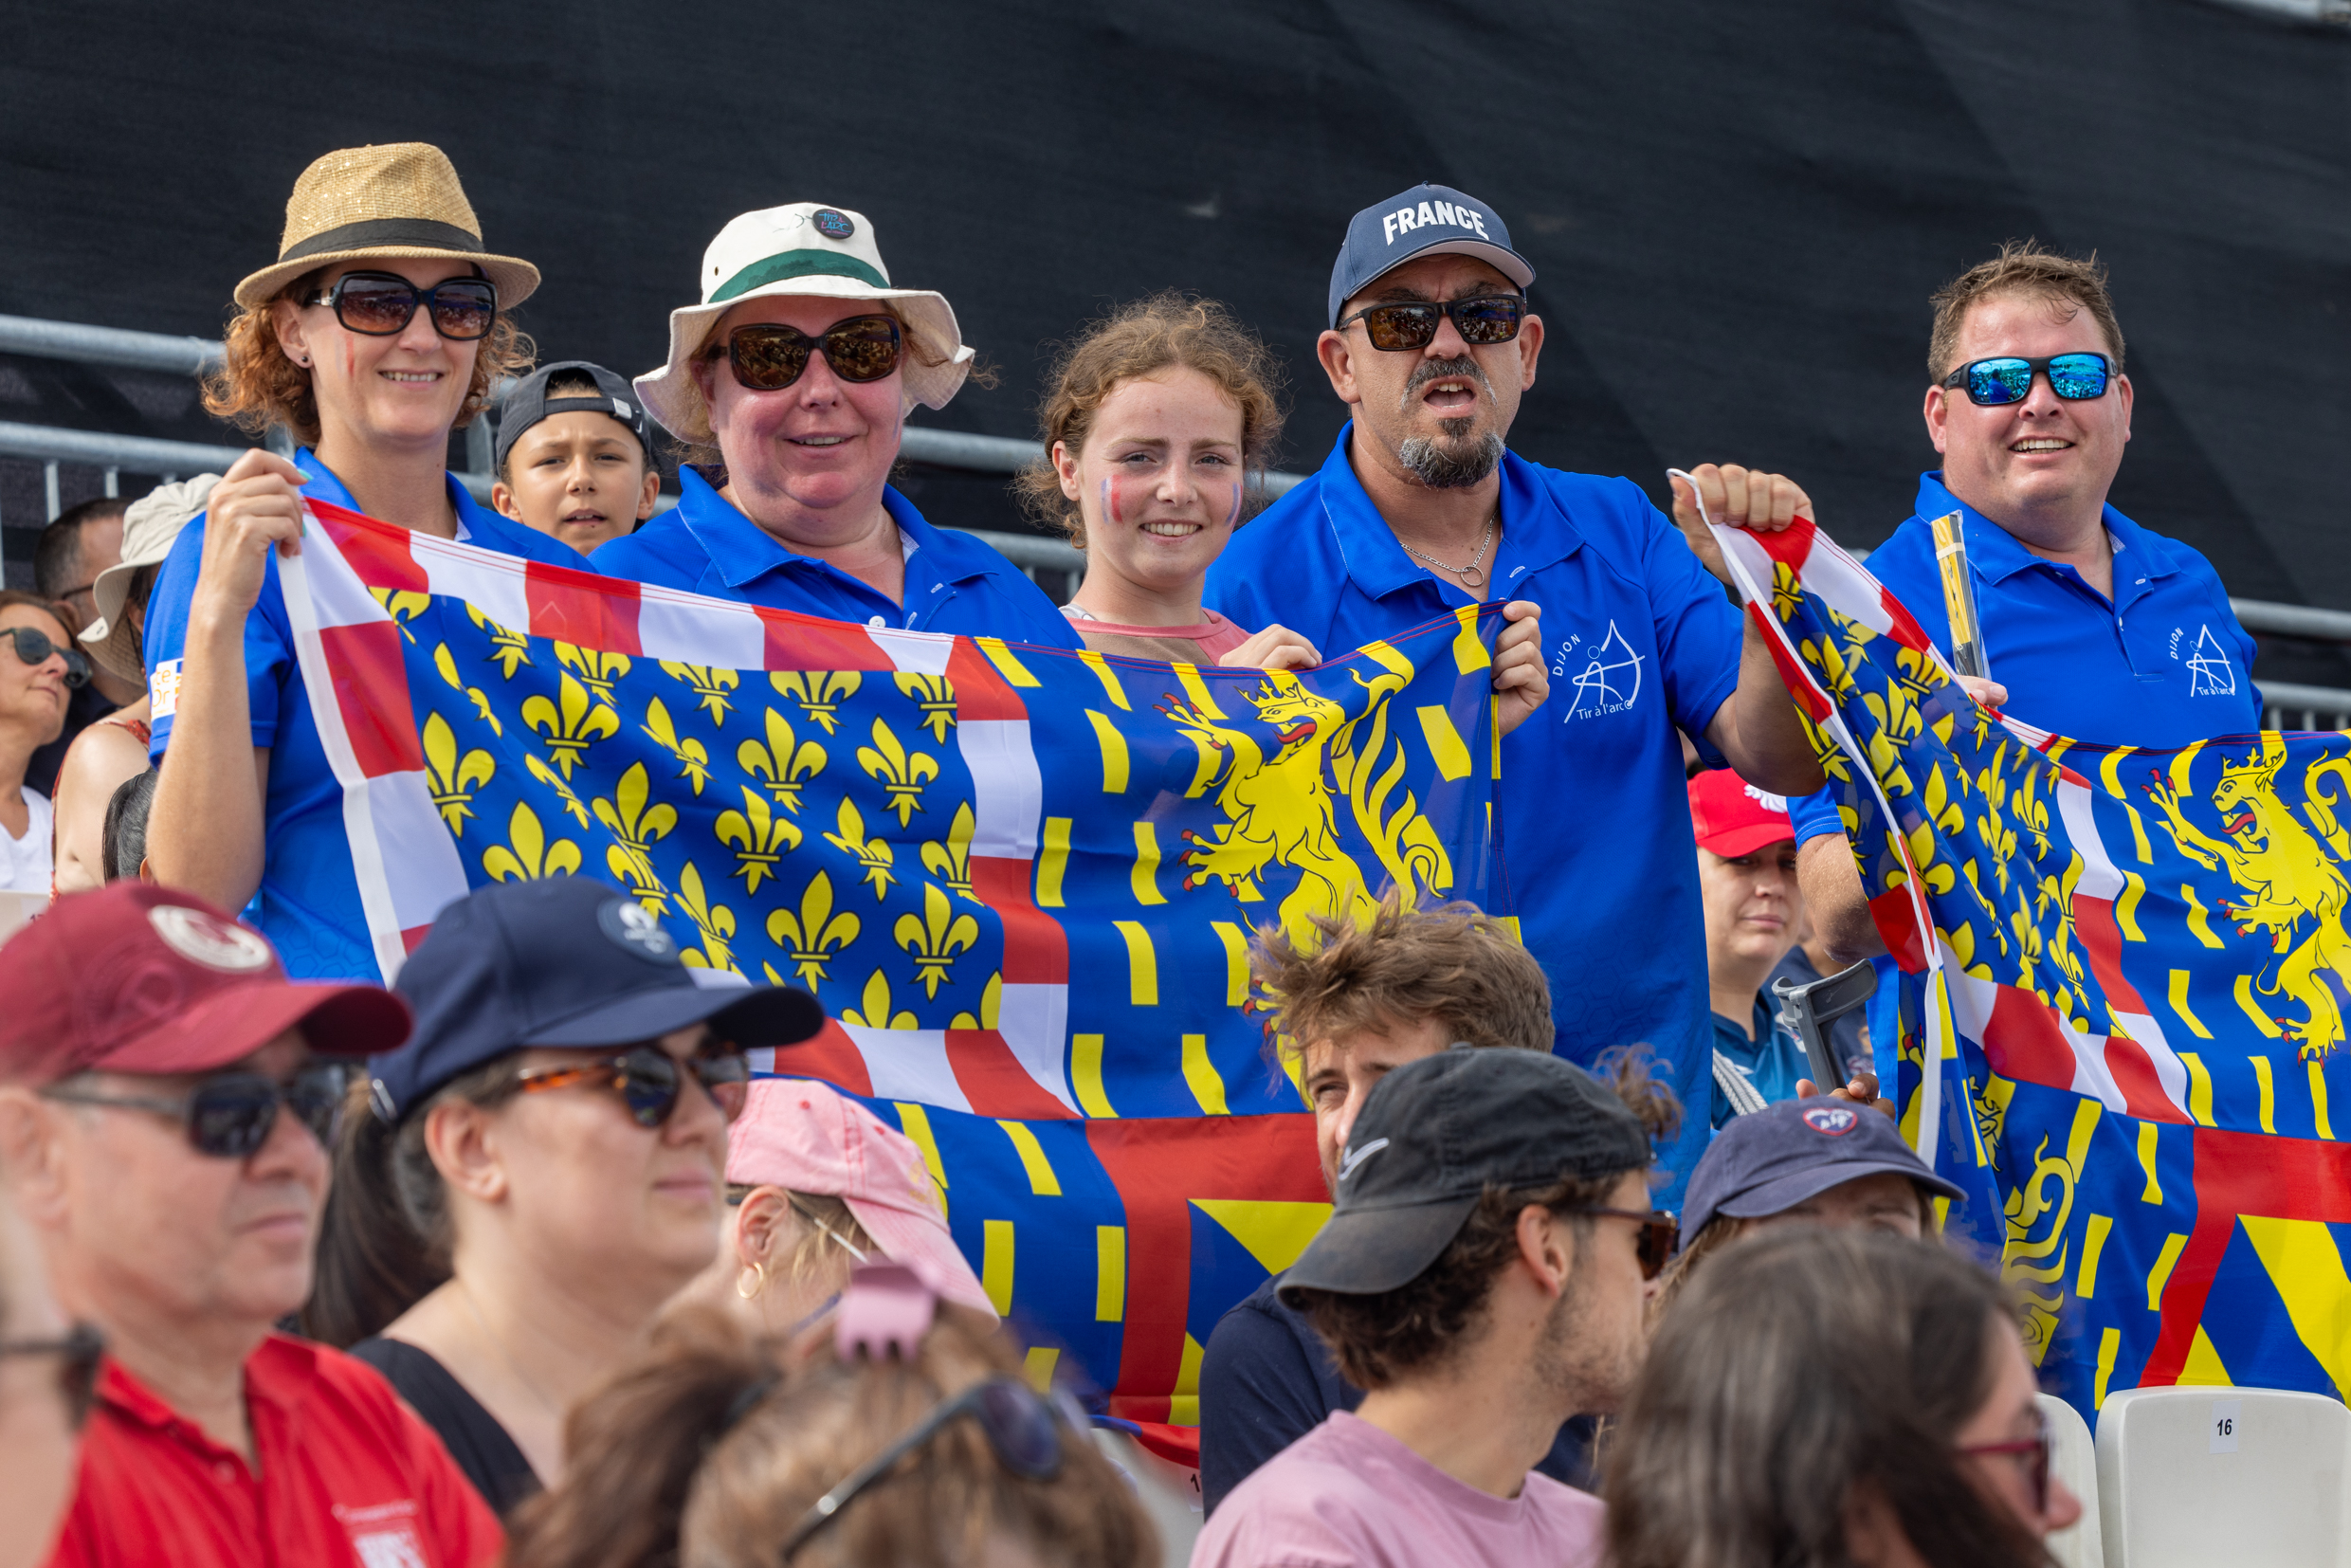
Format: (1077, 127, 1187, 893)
(1796, 242, 2261, 968)
(597, 202, 1078, 649)
(1207, 183, 1825, 1197)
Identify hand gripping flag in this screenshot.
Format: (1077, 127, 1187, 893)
(281, 499, 1508, 1445)
(1709, 514, 2351, 1421)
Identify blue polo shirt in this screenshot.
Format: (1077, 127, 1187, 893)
(1710, 993, 1811, 1128)
(1865, 473, 2260, 749)
(1206, 425, 1746, 1201)
(592, 466, 1080, 648)
(145, 449, 591, 980)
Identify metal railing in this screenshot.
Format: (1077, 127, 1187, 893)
(4, 311, 2349, 718)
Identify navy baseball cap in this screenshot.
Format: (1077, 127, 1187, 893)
(493, 360, 653, 473)
(1679, 1097, 1963, 1249)
(1279, 1047, 1649, 1302)
(1326, 183, 1536, 328)
(370, 876, 823, 1122)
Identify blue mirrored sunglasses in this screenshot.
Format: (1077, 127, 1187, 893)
(1942, 352, 2111, 407)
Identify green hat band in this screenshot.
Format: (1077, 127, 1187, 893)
(710, 247, 889, 302)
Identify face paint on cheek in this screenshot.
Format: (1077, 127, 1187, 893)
(1225, 476, 1244, 531)
(1100, 476, 1121, 528)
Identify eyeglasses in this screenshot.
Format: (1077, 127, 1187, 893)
(0, 1322, 105, 1428)
(1959, 1409, 2053, 1515)
(781, 1376, 1072, 1559)
(302, 270, 500, 340)
(1335, 294, 1526, 353)
(1560, 1206, 1680, 1280)
(3, 626, 91, 688)
(718, 316, 903, 392)
(509, 1045, 749, 1128)
(1941, 353, 2111, 407)
(41, 1061, 355, 1159)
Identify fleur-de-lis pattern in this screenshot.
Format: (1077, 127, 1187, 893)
(378, 586, 1497, 1119)
(422, 712, 495, 833)
(738, 707, 827, 811)
(856, 717, 939, 829)
(895, 881, 982, 999)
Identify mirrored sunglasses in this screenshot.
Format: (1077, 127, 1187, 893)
(509, 1044, 749, 1128)
(3, 626, 91, 688)
(1942, 352, 2110, 407)
(720, 316, 903, 392)
(303, 270, 499, 340)
(42, 1061, 355, 1159)
(1336, 293, 1525, 353)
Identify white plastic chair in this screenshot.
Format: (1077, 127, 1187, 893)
(2038, 1394, 2104, 1568)
(2095, 1385, 2351, 1567)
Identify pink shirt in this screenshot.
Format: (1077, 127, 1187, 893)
(1058, 606, 1254, 664)
(1191, 1411, 1605, 1568)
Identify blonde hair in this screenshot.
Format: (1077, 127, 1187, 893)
(1013, 292, 1285, 546)
(203, 269, 533, 447)
(1926, 239, 2125, 385)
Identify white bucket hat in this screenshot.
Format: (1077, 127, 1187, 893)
(634, 203, 973, 445)
(81, 473, 220, 684)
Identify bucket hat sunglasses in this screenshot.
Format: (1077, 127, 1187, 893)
(302, 270, 500, 340)
(716, 316, 903, 392)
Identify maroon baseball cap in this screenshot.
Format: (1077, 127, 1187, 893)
(0, 883, 412, 1085)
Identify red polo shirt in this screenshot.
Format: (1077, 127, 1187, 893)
(47, 1332, 502, 1568)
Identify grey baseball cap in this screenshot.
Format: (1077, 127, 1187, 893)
(1279, 1047, 1650, 1302)
(493, 360, 653, 473)
(1679, 1097, 1963, 1249)
(1326, 183, 1535, 327)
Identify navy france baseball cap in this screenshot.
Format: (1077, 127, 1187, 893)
(1327, 183, 1536, 328)
(1279, 1047, 1650, 1302)
(493, 360, 653, 474)
(370, 876, 823, 1122)
(1679, 1097, 1963, 1249)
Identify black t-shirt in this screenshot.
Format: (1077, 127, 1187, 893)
(1196, 1271, 1598, 1515)
(349, 1337, 541, 1515)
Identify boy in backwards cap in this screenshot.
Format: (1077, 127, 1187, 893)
(489, 361, 662, 554)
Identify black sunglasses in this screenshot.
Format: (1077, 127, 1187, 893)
(507, 1045, 749, 1129)
(1959, 1408, 2053, 1515)
(303, 270, 500, 340)
(782, 1376, 1072, 1559)
(42, 1060, 355, 1159)
(1941, 352, 2110, 407)
(718, 316, 903, 392)
(0, 1321, 105, 1428)
(1336, 293, 1526, 353)
(4, 626, 91, 688)
(1561, 1206, 1680, 1280)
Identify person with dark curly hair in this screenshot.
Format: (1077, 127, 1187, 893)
(140, 143, 592, 980)
(1195, 1047, 1665, 1567)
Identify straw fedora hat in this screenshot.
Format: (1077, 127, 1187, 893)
(634, 202, 972, 445)
(234, 143, 539, 311)
(80, 474, 220, 684)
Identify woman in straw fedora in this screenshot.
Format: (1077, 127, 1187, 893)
(48, 475, 214, 893)
(141, 143, 591, 979)
(594, 203, 1081, 648)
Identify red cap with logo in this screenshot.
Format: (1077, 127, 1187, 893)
(0, 883, 412, 1085)
(1687, 767, 1798, 859)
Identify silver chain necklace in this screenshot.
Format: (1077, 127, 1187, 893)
(1399, 515, 1497, 589)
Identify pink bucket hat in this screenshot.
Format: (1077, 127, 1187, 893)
(728, 1080, 996, 1320)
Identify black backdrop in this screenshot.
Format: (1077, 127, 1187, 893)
(6, 0, 2348, 681)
